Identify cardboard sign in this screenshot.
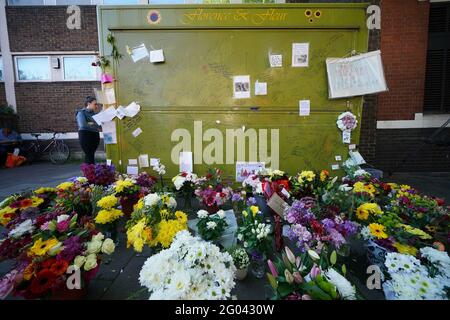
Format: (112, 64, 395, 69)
(267, 193, 287, 218)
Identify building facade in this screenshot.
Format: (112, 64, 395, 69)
(0, 0, 449, 171)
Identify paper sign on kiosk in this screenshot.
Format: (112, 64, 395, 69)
(150, 49, 165, 63)
(299, 100, 310, 116)
(132, 127, 142, 138)
(127, 166, 139, 175)
(93, 107, 117, 125)
(292, 43, 309, 67)
(233, 75, 251, 99)
(255, 81, 267, 96)
(130, 43, 149, 63)
(269, 54, 282, 68)
(139, 154, 149, 168)
(128, 159, 138, 166)
(179, 151, 193, 173)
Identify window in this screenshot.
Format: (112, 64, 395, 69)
(7, 0, 45, 5)
(0, 57, 3, 81)
(15, 57, 50, 81)
(424, 3, 450, 113)
(63, 56, 97, 80)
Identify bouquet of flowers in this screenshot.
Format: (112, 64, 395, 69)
(139, 230, 236, 300)
(125, 193, 188, 252)
(242, 174, 263, 195)
(135, 172, 157, 193)
(113, 177, 143, 216)
(236, 205, 272, 254)
(94, 194, 123, 239)
(266, 246, 357, 300)
(284, 197, 359, 254)
(55, 178, 93, 216)
(230, 247, 250, 270)
(382, 247, 450, 300)
(290, 170, 337, 199)
(194, 168, 232, 213)
(196, 209, 228, 241)
(257, 169, 291, 200)
(0, 194, 45, 227)
(0, 205, 115, 299)
(172, 171, 198, 209)
(81, 163, 116, 186)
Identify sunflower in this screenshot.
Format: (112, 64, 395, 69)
(30, 269, 57, 295)
(28, 238, 59, 256)
(50, 259, 69, 276)
(368, 223, 388, 239)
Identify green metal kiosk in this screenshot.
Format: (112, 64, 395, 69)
(97, 3, 369, 179)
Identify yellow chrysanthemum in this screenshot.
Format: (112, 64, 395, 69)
(57, 182, 74, 191)
(95, 208, 123, 224)
(250, 206, 259, 216)
(393, 242, 418, 256)
(298, 171, 316, 184)
(28, 238, 59, 256)
(115, 179, 135, 193)
(175, 211, 188, 224)
(31, 197, 44, 207)
(354, 182, 375, 197)
(34, 187, 57, 194)
(368, 223, 388, 239)
(356, 203, 383, 220)
(400, 224, 432, 240)
(97, 195, 118, 209)
(134, 199, 144, 211)
(155, 219, 187, 248)
(127, 218, 148, 252)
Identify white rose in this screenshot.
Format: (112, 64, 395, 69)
(93, 232, 105, 242)
(144, 193, 160, 207)
(217, 210, 226, 219)
(101, 238, 116, 255)
(87, 240, 102, 254)
(84, 254, 98, 271)
(197, 210, 209, 219)
(74, 255, 86, 269)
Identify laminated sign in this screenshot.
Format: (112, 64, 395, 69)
(326, 50, 388, 99)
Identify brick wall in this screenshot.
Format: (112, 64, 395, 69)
(0, 83, 6, 106)
(6, 6, 98, 52)
(15, 81, 101, 133)
(378, 0, 430, 120)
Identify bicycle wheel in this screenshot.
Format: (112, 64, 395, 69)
(49, 140, 70, 164)
(25, 143, 40, 164)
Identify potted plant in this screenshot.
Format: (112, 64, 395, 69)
(230, 247, 250, 280)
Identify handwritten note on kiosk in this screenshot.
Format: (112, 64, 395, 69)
(267, 193, 288, 218)
(269, 54, 282, 68)
(139, 154, 149, 168)
(255, 81, 267, 96)
(299, 100, 310, 116)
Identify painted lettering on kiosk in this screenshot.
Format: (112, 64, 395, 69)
(181, 9, 288, 25)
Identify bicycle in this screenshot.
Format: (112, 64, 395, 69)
(24, 129, 71, 165)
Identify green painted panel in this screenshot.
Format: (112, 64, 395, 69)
(99, 4, 369, 178)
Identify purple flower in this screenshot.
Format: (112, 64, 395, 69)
(57, 236, 83, 261)
(327, 228, 346, 249)
(231, 193, 243, 203)
(287, 224, 312, 251)
(246, 197, 257, 206)
(321, 218, 335, 231)
(56, 219, 71, 233)
(339, 220, 358, 237)
(250, 250, 263, 261)
(286, 200, 315, 225)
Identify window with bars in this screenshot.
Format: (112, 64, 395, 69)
(424, 2, 450, 114)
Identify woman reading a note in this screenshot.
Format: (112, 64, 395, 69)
(76, 96, 101, 164)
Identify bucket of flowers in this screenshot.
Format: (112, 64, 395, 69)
(194, 168, 232, 214)
(381, 247, 450, 300)
(94, 194, 124, 243)
(266, 246, 358, 300)
(125, 192, 188, 253)
(113, 177, 142, 218)
(55, 178, 94, 217)
(236, 205, 272, 278)
(229, 247, 250, 281)
(0, 209, 116, 300)
(290, 170, 337, 199)
(172, 171, 198, 211)
(139, 230, 236, 300)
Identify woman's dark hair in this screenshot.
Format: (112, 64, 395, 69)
(84, 96, 97, 107)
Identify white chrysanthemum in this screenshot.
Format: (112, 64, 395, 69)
(144, 193, 160, 207)
(360, 226, 373, 240)
(196, 210, 209, 219)
(217, 210, 226, 219)
(420, 247, 450, 277)
(206, 221, 217, 230)
(324, 268, 356, 300)
(384, 252, 423, 274)
(8, 219, 35, 238)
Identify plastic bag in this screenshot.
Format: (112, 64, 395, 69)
(5, 153, 26, 168)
